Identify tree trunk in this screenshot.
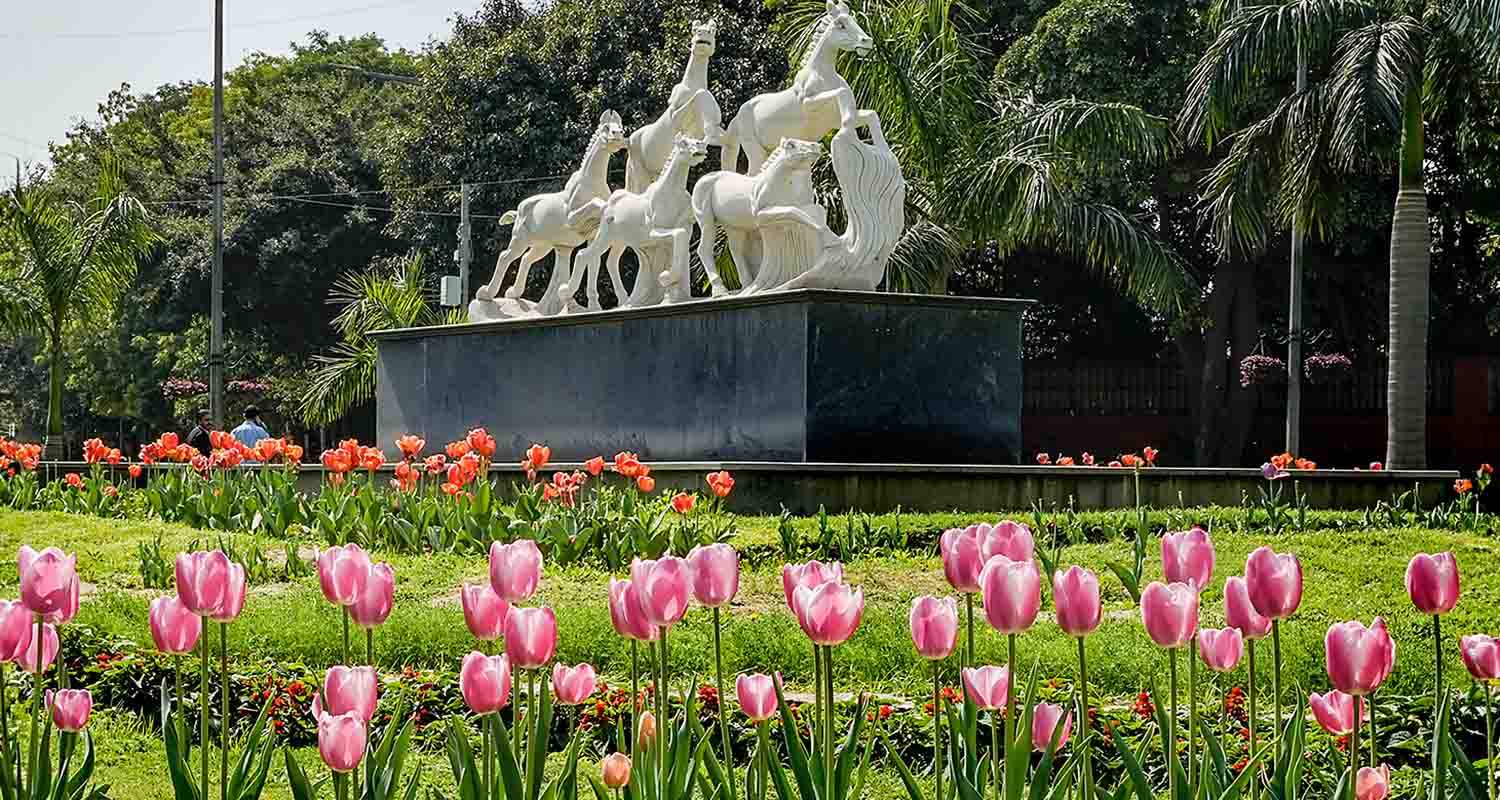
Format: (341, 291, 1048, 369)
(45, 328, 65, 460)
(1386, 87, 1429, 469)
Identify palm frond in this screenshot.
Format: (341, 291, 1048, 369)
(993, 97, 1173, 169)
(884, 218, 965, 293)
(1324, 15, 1424, 168)
(299, 342, 378, 427)
(1445, 0, 1500, 74)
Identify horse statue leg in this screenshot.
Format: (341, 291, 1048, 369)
(603, 244, 628, 306)
(476, 241, 525, 301)
(506, 246, 550, 300)
(566, 220, 612, 309)
(650, 227, 694, 303)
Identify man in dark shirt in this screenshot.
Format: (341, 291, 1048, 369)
(186, 410, 212, 455)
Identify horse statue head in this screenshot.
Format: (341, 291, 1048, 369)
(670, 134, 711, 169)
(819, 0, 873, 57)
(690, 19, 717, 57)
(592, 110, 628, 153)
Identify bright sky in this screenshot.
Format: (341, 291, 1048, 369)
(0, 0, 482, 185)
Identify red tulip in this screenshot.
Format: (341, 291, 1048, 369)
(631, 557, 692, 628)
(19, 546, 79, 623)
(792, 580, 865, 646)
(317, 711, 367, 773)
(601, 753, 632, 788)
(461, 583, 509, 642)
(607, 578, 659, 642)
(1141, 581, 1198, 649)
(706, 470, 734, 498)
(350, 562, 395, 630)
(1461, 634, 1500, 681)
(317, 544, 371, 608)
(175, 550, 230, 618)
(1308, 689, 1359, 735)
(1052, 566, 1101, 637)
(17, 623, 58, 674)
(395, 435, 425, 459)
(1031, 702, 1072, 751)
(978, 521, 1035, 564)
(0, 601, 33, 663)
(505, 606, 558, 669)
(687, 544, 739, 608)
(1161, 527, 1214, 591)
(1325, 617, 1395, 695)
(1197, 627, 1243, 672)
(552, 662, 597, 705)
(1244, 546, 1302, 620)
(1356, 765, 1390, 800)
(782, 561, 843, 612)
(585, 456, 606, 476)
(736, 673, 780, 721)
(961, 665, 1009, 710)
(939, 526, 985, 593)
(149, 595, 202, 655)
(1223, 576, 1272, 640)
(1405, 551, 1459, 616)
(461, 651, 512, 714)
(908, 595, 958, 660)
(209, 562, 247, 623)
(489, 540, 543, 604)
(128, 464, 142, 479)
(979, 556, 1040, 635)
(320, 665, 378, 723)
(671, 493, 696, 514)
(48, 689, 92, 732)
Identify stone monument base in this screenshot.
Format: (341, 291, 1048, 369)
(372, 289, 1031, 463)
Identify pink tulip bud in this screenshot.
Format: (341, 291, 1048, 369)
(47, 689, 92, 732)
(636, 711, 657, 751)
(1244, 547, 1302, 620)
(350, 562, 394, 630)
(317, 544, 371, 608)
(149, 595, 202, 655)
(601, 753, 632, 789)
(1197, 627, 1243, 672)
(687, 544, 739, 608)
(978, 521, 1035, 564)
(175, 550, 231, 617)
(552, 662, 597, 705)
(939, 527, 985, 593)
(1223, 576, 1271, 640)
(1141, 581, 1198, 649)
(607, 579, 658, 642)
(632, 557, 692, 628)
(1031, 702, 1072, 751)
(320, 665, 378, 723)
(908, 596, 958, 660)
(18, 546, 79, 624)
(1308, 689, 1359, 735)
(1356, 765, 1390, 800)
(1161, 528, 1215, 591)
(1325, 617, 1395, 696)
(781, 561, 844, 612)
(209, 562, 247, 624)
(980, 556, 1040, 635)
(1052, 567, 1101, 638)
(17, 622, 58, 674)
(1461, 634, 1500, 681)
(505, 606, 558, 669)
(461, 652, 512, 715)
(461, 583, 510, 642)
(736, 673, 780, 722)
(318, 711, 367, 773)
(0, 601, 34, 663)
(1405, 552, 1459, 616)
(961, 666, 1010, 710)
(489, 540, 543, 603)
(792, 580, 865, 646)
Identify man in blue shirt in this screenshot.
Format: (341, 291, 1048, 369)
(231, 405, 271, 449)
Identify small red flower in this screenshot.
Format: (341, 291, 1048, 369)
(128, 464, 142, 479)
(1035, 452, 1051, 465)
(1081, 452, 1095, 466)
(1142, 446, 1158, 465)
(637, 475, 656, 493)
(64, 472, 83, 489)
(705, 470, 734, 498)
(585, 456, 606, 477)
(1056, 456, 1075, 466)
(1369, 462, 1384, 471)
(1456, 479, 1474, 495)
(671, 492, 695, 514)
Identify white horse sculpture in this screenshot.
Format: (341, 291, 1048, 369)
(692, 138, 829, 296)
(625, 20, 722, 193)
(474, 111, 627, 309)
(562, 135, 710, 309)
(719, 0, 875, 173)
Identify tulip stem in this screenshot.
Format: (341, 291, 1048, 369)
(1485, 683, 1494, 800)
(812, 644, 822, 757)
(990, 706, 1001, 800)
(713, 606, 737, 800)
(933, 660, 943, 800)
(1271, 619, 1282, 778)
(630, 640, 639, 760)
(1434, 615, 1444, 712)
(660, 627, 670, 790)
(1348, 697, 1360, 800)
(1247, 640, 1257, 800)
(366, 629, 374, 666)
(0, 662, 7, 782)
(26, 614, 42, 794)
(1077, 637, 1091, 800)
(1188, 634, 1197, 795)
(1005, 633, 1017, 749)
(482, 711, 493, 800)
(824, 645, 835, 800)
(220, 623, 229, 800)
(965, 595, 975, 671)
(1168, 647, 1178, 800)
(200, 627, 210, 800)
(334, 770, 347, 800)
(342, 608, 350, 666)
(1367, 690, 1377, 767)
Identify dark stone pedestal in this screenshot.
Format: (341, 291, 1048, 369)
(372, 289, 1031, 463)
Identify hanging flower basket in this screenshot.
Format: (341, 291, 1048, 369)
(161, 377, 209, 400)
(1239, 355, 1287, 388)
(1304, 353, 1354, 385)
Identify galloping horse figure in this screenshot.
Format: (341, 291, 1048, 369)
(475, 111, 627, 306)
(562, 135, 710, 309)
(719, 0, 875, 173)
(625, 20, 722, 193)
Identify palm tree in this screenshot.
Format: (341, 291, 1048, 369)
(0, 156, 156, 458)
(1179, 0, 1500, 468)
(300, 253, 464, 425)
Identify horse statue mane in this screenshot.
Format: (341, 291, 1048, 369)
(797, 11, 838, 75)
(586, 111, 625, 159)
(751, 138, 795, 177)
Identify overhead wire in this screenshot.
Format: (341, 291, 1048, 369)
(0, 0, 438, 40)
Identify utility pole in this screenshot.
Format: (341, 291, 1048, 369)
(209, 0, 226, 430)
(1285, 39, 1307, 455)
(458, 182, 472, 300)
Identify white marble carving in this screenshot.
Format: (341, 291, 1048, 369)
(625, 20, 722, 193)
(560, 135, 710, 309)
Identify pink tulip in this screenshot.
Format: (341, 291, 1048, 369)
(1141, 581, 1198, 649)
(1244, 547, 1302, 620)
(18, 546, 79, 624)
(17, 622, 58, 674)
(636, 711, 657, 751)
(48, 689, 92, 732)
(350, 562, 394, 629)
(461, 583, 509, 641)
(632, 557, 692, 628)
(552, 662, 597, 705)
(318, 711, 367, 773)
(489, 540, 543, 603)
(317, 544, 371, 607)
(1356, 765, 1390, 800)
(979, 556, 1040, 634)
(209, 562, 247, 623)
(1308, 689, 1359, 735)
(781, 561, 844, 611)
(1031, 702, 1072, 751)
(149, 595, 202, 655)
(1461, 634, 1500, 681)
(1405, 551, 1459, 616)
(687, 544, 739, 608)
(1325, 617, 1395, 696)
(1052, 566, 1101, 637)
(978, 521, 1035, 564)
(460, 652, 512, 715)
(792, 580, 865, 646)
(0, 601, 33, 663)
(505, 605, 558, 668)
(1197, 627, 1243, 672)
(602, 753, 632, 788)
(1161, 528, 1214, 590)
(607, 578, 658, 642)
(961, 666, 1010, 710)
(908, 596, 958, 660)
(736, 673, 780, 721)
(176, 549, 231, 617)
(320, 665, 378, 723)
(1223, 576, 1271, 640)
(939, 527, 985, 593)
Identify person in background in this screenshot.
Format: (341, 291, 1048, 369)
(186, 410, 212, 455)
(231, 405, 271, 449)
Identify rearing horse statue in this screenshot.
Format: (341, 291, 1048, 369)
(719, 0, 876, 173)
